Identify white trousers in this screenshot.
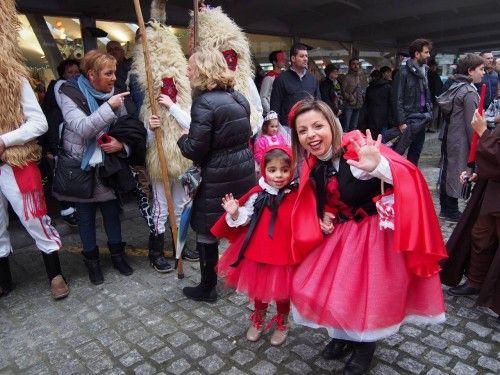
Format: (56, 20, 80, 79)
(151, 180, 190, 235)
(0, 163, 61, 257)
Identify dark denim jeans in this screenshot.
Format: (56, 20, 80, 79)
(342, 107, 360, 132)
(75, 199, 122, 253)
(406, 126, 426, 166)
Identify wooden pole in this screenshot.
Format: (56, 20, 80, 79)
(132, 0, 184, 278)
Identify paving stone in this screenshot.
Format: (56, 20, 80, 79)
(150, 347, 175, 365)
(96, 329, 122, 346)
(467, 339, 493, 354)
(211, 338, 237, 354)
(399, 341, 427, 357)
(465, 322, 493, 338)
(376, 347, 399, 364)
(251, 360, 278, 375)
(371, 363, 401, 375)
(168, 332, 191, 348)
(195, 327, 220, 342)
(446, 345, 471, 360)
(137, 336, 164, 353)
(264, 346, 289, 364)
(451, 362, 478, 375)
(397, 357, 426, 374)
(199, 354, 225, 374)
(85, 354, 114, 374)
(285, 359, 312, 374)
(441, 329, 465, 343)
(426, 368, 449, 375)
(119, 350, 143, 367)
(229, 348, 254, 365)
(183, 343, 207, 360)
(424, 350, 452, 367)
(400, 325, 422, 337)
(383, 334, 405, 347)
(166, 358, 191, 375)
(422, 334, 448, 350)
(220, 367, 247, 375)
(133, 362, 157, 375)
(456, 307, 481, 320)
(478, 356, 500, 372)
(108, 340, 131, 357)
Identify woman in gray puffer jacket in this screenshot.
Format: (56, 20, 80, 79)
(57, 50, 133, 285)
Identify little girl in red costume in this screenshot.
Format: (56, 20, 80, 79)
(211, 145, 298, 346)
(289, 98, 447, 375)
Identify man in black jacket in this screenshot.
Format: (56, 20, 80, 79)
(270, 43, 320, 127)
(392, 38, 433, 165)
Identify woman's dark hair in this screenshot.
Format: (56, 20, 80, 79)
(57, 58, 80, 79)
(456, 54, 484, 75)
(370, 69, 382, 80)
(324, 63, 339, 77)
(409, 38, 432, 59)
(263, 148, 291, 168)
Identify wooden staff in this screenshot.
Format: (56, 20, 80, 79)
(132, 0, 184, 278)
(192, 0, 205, 53)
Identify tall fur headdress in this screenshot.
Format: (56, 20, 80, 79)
(0, 0, 41, 167)
(130, 19, 191, 180)
(192, 6, 262, 133)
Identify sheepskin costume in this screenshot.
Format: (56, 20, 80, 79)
(130, 20, 191, 181)
(0, 0, 41, 167)
(192, 6, 261, 132)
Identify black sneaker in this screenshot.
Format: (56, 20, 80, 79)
(182, 247, 200, 262)
(439, 210, 461, 223)
(62, 213, 78, 227)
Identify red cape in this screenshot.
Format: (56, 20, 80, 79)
(291, 131, 447, 277)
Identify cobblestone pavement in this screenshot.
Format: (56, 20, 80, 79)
(1, 133, 499, 375)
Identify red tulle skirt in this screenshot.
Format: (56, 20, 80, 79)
(291, 215, 445, 341)
(217, 239, 295, 303)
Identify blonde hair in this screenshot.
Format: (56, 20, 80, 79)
(80, 50, 116, 77)
(290, 98, 343, 162)
(190, 47, 235, 91)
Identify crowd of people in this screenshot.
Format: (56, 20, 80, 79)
(0, 1, 498, 374)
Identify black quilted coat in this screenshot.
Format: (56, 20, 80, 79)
(177, 89, 256, 235)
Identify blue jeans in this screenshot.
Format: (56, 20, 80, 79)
(406, 126, 426, 166)
(342, 107, 360, 132)
(76, 199, 122, 253)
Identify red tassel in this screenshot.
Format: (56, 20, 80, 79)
(11, 163, 47, 220)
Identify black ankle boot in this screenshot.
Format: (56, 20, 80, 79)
(82, 247, 104, 285)
(321, 338, 353, 360)
(41, 252, 69, 299)
(108, 242, 133, 276)
(148, 233, 173, 273)
(183, 242, 218, 302)
(344, 342, 376, 375)
(0, 256, 13, 297)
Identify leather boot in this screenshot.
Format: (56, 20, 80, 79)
(343, 342, 376, 375)
(182, 242, 218, 302)
(108, 242, 133, 276)
(0, 256, 13, 298)
(148, 233, 173, 273)
(321, 338, 354, 360)
(246, 308, 267, 342)
(82, 247, 104, 285)
(41, 251, 69, 299)
(268, 313, 288, 346)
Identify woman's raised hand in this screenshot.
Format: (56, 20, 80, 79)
(149, 115, 161, 130)
(107, 92, 130, 110)
(221, 193, 239, 220)
(346, 129, 382, 173)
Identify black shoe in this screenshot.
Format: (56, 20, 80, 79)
(82, 248, 104, 285)
(182, 247, 200, 262)
(183, 285, 218, 302)
(447, 281, 480, 296)
(344, 342, 376, 375)
(0, 256, 13, 297)
(439, 210, 461, 222)
(108, 242, 133, 276)
(148, 233, 173, 273)
(321, 338, 353, 360)
(62, 212, 78, 227)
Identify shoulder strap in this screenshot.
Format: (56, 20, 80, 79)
(60, 83, 92, 116)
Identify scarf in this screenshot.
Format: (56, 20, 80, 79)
(77, 74, 114, 170)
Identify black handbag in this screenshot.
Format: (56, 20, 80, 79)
(52, 124, 95, 199)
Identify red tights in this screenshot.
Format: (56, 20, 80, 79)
(254, 299, 290, 314)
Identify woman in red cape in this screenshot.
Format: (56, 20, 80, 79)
(288, 99, 446, 375)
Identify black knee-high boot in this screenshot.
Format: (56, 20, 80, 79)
(343, 341, 376, 375)
(0, 256, 13, 297)
(321, 338, 354, 360)
(82, 247, 104, 285)
(182, 242, 218, 302)
(148, 233, 173, 273)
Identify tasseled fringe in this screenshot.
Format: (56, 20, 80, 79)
(22, 189, 47, 221)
